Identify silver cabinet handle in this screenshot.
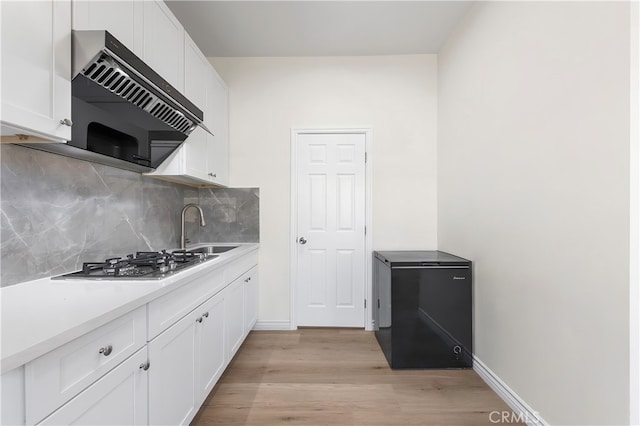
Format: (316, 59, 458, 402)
(139, 361, 150, 371)
(208, 172, 217, 178)
(196, 316, 203, 323)
(99, 345, 113, 356)
(202, 312, 209, 318)
(59, 118, 73, 126)
(298, 237, 307, 245)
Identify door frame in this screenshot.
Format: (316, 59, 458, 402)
(289, 128, 373, 330)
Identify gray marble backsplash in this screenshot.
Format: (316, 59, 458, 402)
(184, 188, 260, 245)
(0, 144, 259, 287)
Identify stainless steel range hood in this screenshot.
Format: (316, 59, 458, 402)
(20, 30, 211, 173)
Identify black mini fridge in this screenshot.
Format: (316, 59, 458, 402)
(373, 251, 472, 369)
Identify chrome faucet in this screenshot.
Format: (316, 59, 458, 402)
(180, 204, 206, 249)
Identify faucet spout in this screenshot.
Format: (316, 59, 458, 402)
(180, 204, 206, 249)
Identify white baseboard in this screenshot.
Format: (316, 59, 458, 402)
(473, 355, 547, 426)
(252, 320, 291, 330)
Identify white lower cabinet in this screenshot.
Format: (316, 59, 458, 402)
(1, 367, 25, 426)
(147, 279, 245, 425)
(38, 348, 149, 426)
(244, 267, 259, 334)
(147, 290, 226, 425)
(148, 308, 199, 426)
(19, 250, 258, 426)
(225, 278, 245, 362)
(148, 252, 258, 425)
(25, 306, 147, 424)
(195, 291, 226, 406)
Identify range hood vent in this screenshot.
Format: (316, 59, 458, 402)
(17, 30, 211, 173)
(81, 54, 194, 134)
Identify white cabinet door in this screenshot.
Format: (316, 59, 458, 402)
(205, 68, 230, 186)
(0, 0, 71, 142)
(72, 0, 143, 55)
(1, 367, 25, 426)
(38, 348, 149, 426)
(243, 267, 259, 334)
(195, 291, 226, 406)
(148, 311, 198, 426)
(183, 33, 208, 111)
(182, 33, 211, 181)
(142, 0, 184, 91)
(225, 278, 245, 361)
(146, 38, 229, 187)
(181, 65, 229, 185)
(183, 128, 210, 181)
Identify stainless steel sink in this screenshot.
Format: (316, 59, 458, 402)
(199, 253, 220, 260)
(188, 245, 239, 255)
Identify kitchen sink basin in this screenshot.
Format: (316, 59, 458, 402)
(188, 245, 239, 255)
(199, 253, 220, 260)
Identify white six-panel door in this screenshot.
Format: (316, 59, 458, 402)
(294, 132, 366, 327)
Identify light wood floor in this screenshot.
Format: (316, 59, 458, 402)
(191, 329, 521, 425)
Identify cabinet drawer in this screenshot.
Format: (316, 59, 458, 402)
(148, 269, 224, 339)
(38, 347, 148, 426)
(225, 251, 258, 284)
(25, 306, 147, 425)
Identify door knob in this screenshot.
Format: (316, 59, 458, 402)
(298, 237, 307, 245)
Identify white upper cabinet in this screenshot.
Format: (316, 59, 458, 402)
(141, 0, 184, 91)
(72, 0, 186, 97)
(2, 0, 227, 183)
(184, 33, 208, 111)
(146, 33, 230, 187)
(205, 68, 230, 187)
(184, 64, 229, 186)
(183, 33, 212, 180)
(71, 0, 185, 91)
(182, 128, 210, 182)
(72, 0, 143, 55)
(0, 0, 71, 143)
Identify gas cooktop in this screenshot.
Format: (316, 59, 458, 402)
(52, 249, 215, 280)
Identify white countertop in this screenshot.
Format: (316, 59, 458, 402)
(0, 243, 259, 374)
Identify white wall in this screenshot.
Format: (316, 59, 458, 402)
(630, 3, 640, 423)
(438, 2, 631, 425)
(210, 55, 438, 324)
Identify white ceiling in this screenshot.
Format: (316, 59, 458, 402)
(165, 1, 475, 57)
